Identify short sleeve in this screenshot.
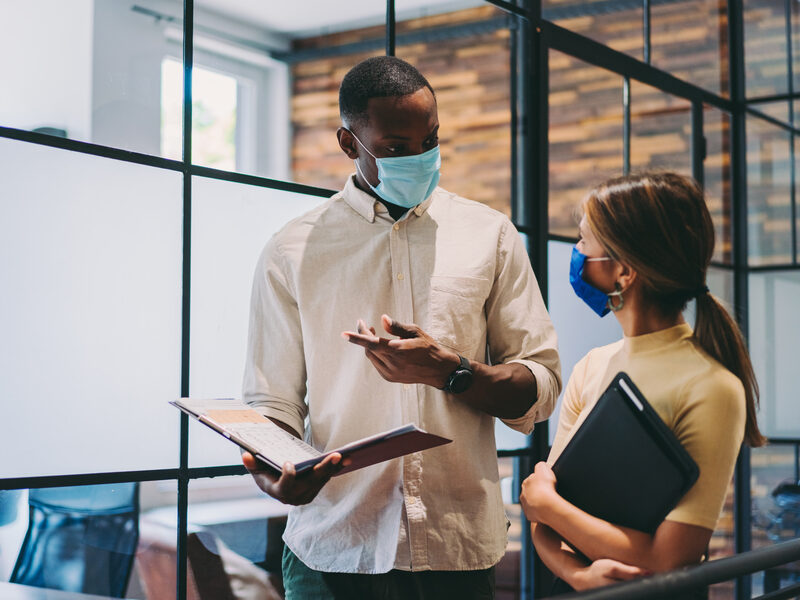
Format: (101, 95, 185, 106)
(241, 238, 308, 438)
(546, 355, 590, 465)
(487, 220, 562, 434)
(665, 369, 746, 530)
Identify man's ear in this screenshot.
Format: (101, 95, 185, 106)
(337, 127, 359, 159)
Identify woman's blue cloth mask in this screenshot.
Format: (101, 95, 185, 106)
(349, 130, 441, 209)
(569, 246, 615, 317)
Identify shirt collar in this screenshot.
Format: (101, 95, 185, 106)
(341, 174, 436, 223)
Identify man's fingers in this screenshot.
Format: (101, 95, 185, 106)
(381, 314, 419, 339)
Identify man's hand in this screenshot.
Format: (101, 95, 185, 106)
(242, 451, 343, 506)
(572, 558, 650, 591)
(342, 314, 459, 388)
(520, 461, 560, 525)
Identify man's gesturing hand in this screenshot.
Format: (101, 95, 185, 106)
(242, 451, 343, 506)
(342, 314, 460, 388)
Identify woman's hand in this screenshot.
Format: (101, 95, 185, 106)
(572, 558, 650, 591)
(520, 461, 560, 525)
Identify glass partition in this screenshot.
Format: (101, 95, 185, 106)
(746, 115, 793, 266)
(651, 0, 729, 97)
(0, 137, 182, 478)
(189, 176, 328, 467)
(0, 0, 183, 156)
(750, 270, 800, 439)
(629, 80, 692, 174)
(549, 51, 624, 238)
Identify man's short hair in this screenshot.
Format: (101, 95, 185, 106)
(339, 56, 435, 129)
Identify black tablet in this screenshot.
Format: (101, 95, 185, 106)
(551, 371, 700, 534)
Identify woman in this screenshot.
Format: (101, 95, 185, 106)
(520, 172, 765, 594)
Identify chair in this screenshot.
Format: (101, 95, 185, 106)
(11, 483, 139, 598)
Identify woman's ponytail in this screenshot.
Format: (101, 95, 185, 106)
(585, 171, 766, 448)
(693, 292, 766, 447)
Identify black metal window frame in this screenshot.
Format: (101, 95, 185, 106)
(2, 1, 800, 599)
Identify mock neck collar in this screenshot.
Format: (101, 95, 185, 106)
(622, 322, 693, 354)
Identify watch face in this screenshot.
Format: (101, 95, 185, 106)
(449, 369, 474, 394)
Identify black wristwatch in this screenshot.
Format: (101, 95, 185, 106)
(442, 355, 474, 394)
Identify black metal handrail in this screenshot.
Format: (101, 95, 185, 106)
(553, 537, 800, 600)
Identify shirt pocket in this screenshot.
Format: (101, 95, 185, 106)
(427, 275, 492, 354)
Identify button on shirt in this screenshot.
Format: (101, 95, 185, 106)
(243, 175, 561, 574)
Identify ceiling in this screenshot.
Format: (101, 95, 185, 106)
(194, 0, 486, 38)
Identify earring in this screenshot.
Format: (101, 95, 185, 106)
(607, 282, 625, 312)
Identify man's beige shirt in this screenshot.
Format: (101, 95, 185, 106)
(243, 176, 561, 573)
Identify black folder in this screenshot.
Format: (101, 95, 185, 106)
(551, 372, 699, 534)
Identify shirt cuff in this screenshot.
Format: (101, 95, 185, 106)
(500, 359, 559, 434)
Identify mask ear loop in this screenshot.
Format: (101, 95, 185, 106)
(607, 282, 625, 312)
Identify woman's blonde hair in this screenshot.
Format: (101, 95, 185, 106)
(584, 171, 766, 447)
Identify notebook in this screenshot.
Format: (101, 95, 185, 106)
(551, 371, 700, 533)
(171, 397, 451, 477)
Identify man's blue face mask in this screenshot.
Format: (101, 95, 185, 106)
(569, 246, 614, 317)
(349, 130, 441, 209)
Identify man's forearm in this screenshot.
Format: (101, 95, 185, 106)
(454, 359, 538, 419)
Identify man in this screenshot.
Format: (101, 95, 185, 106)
(242, 56, 561, 599)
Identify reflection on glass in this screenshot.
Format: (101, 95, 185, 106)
(140, 476, 287, 598)
(704, 107, 733, 264)
(549, 50, 624, 237)
(744, 0, 790, 98)
(397, 1, 512, 216)
(189, 176, 328, 468)
(629, 80, 692, 175)
(498, 456, 523, 596)
(0, 1, 183, 156)
(543, 0, 643, 61)
(651, 0, 728, 97)
(746, 116, 793, 265)
(4, 485, 141, 596)
(750, 271, 800, 438)
(0, 137, 182, 478)
(750, 444, 800, 596)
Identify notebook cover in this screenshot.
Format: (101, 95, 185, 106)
(551, 372, 699, 533)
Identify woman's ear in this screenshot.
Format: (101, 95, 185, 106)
(336, 127, 359, 160)
(616, 261, 637, 292)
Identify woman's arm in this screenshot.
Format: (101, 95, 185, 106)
(532, 524, 649, 591)
(522, 462, 712, 572)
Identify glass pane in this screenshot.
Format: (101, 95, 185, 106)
(750, 271, 800, 438)
(0, 1, 183, 156)
(543, 0, 644, 61)
(629, 80, 692, 175)
(750, 101, 792, 126)
(704, 106, 733, 264)
(397, 2, 512, 216)
(139, 476, 286, 597)
(549, 50, 624, 238)
(0, 138, 182, 478)
(498, 456, 523, 596)
(751, 444, 800, 597)
(747, 116, 793, 266)
(744, 0, 790, 98)
(189, 176, 328, 468)
(187, 1, 387, 184)
(546, 241, 622, 446)
(2, 484, 143, 595)
(651, 0, 728, 97)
